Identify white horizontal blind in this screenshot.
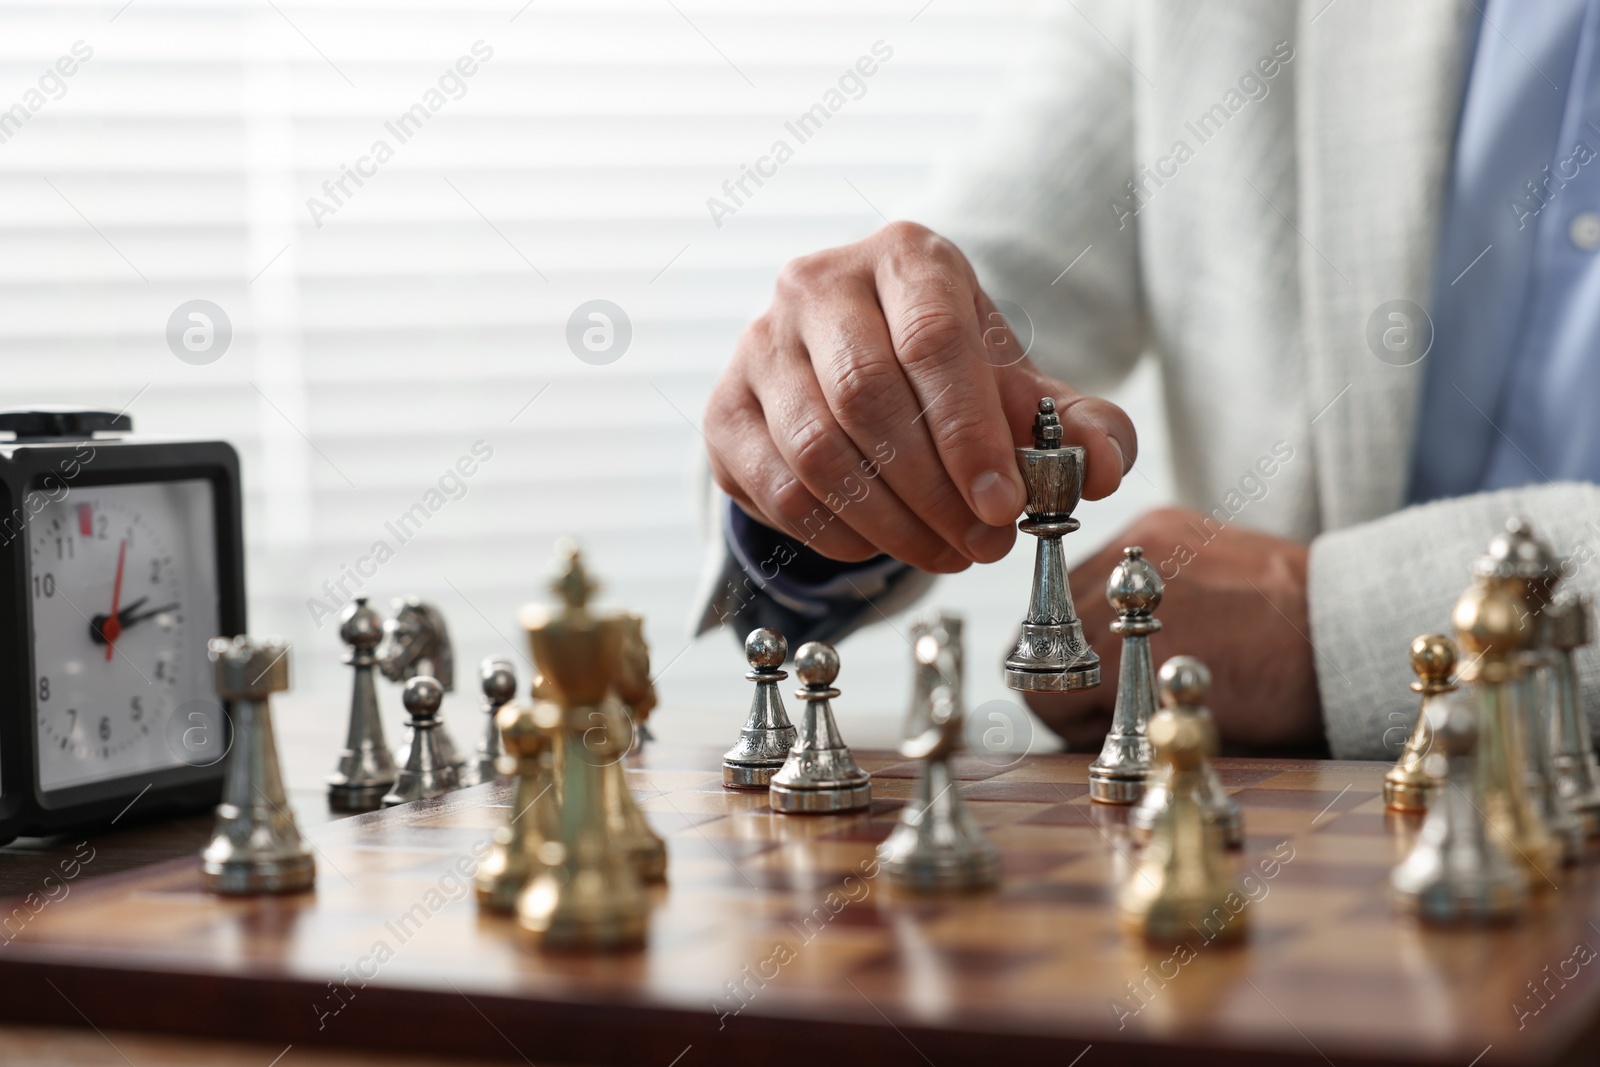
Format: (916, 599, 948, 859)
(0, 0, 1173, 768)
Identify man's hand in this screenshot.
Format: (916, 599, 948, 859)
(1027, 507, 1323, 751)
(704, 222, 1137, 573)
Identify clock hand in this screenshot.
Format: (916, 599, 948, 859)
(90, 597, 178, 644)
(117, 601, 180, 630)
(101, 540, 127, 662)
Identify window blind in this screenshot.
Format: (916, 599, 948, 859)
(0, 0, 1173, 766)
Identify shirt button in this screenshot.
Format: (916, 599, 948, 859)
(1570, 211, 1600, 251)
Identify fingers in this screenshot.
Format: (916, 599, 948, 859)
(706, 220, 1138, 581)
(785, 266, 1016, 565)
(744, 332, 970, 574)
(992, 357, 1138, 502)
(703, 373, 880, 563)
(969, 288, 1136, 501)
(871, 223, 1027, 526)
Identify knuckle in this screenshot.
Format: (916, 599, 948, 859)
(767, 475, 821, 528)
(879, 221, 965, 269)
(785, 414, 848, 486)
(929, 406, 993, 459)
(735, 314, 775, 356)
(894, 304, 971, 369)
(879, 219, 933, 249)
(775, 252, 831, 298)
(829, 357, 901, 428)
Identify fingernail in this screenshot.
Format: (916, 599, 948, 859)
(1108, 436, 1128, 473)
(964, 520, 1014, 562)
(1095, 423, 1133, 474)
(969, 469, 1022, 525)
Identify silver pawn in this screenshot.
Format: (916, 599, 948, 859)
(1392, 688, 1528, 922)
(723, 628, 798, 789)
(382, 676, 461, 807)
(769, 642, 872, 814)
(1476, 519, 1584, 862)
(1004, 397, 1100, 693)
(201, 636, 315, 895)
(1546, 592, 1600, 834)
(327, 598, 398, 811)
(1089, 547, 1162, 804)
(463, 657, 518, 787)
(1130, 657, 1242, 848)
(878, 616, 997, 892)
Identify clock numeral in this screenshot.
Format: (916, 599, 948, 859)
(150, 558, 162, 584)
(96, 514, 108, 540)
(32, 573, 55, 598)
(66, 708, 76, 731)
(130, 695, 143, 722)
(38, 676, 49, 702)
(98, 716, 110, 743)
(53, 537, 74, 561)
(154, 659, 166, 682)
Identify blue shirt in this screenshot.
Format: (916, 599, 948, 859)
(1411, 0, 1600, 500)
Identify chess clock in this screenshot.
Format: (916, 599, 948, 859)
(0, 410, 247, 845)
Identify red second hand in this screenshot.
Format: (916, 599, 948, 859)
(104, 539, 127, 663)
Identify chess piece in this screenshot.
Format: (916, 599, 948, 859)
(201, 636, 315, 895)
(327, 597, 398, 812)
(1453, 575, 1561, 887)
(463, 657, 518, 788)
(1391, 680, 1528, 923)
(517, 542, 648, 951)
(614, 613, 658, 750)
(382, 677, 461, 807)
(377, 596, 464, 773)
(904, 614, 962, 740)
(1546, 592, 1600, 834)
(769, 642, 872, 814)
(576, 607, 666, 882)
(1004, 398, 1101, 693)
(878, 615, 997, 892)
(591, 700, 667, 883)
(1130, 657, 1243, 848)
(723, 628, 798, 789)
(1118, 687, 1245, 943)
(1474, 520, 1583, 863)
(1384, 634, 1458, 813)
(1089, 547, 1161, 804)
(477, 700, 561, 913)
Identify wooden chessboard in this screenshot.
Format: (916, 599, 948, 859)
(2, 746, 1599, 1067)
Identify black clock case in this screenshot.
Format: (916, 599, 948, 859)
(0, 438, 246, 844)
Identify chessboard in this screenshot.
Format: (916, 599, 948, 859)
(2, 745, 1599, 1067)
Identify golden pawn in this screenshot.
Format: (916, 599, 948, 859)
(476, 701, 560, 913)
(515, 542, 649, 951)
(1384, 635, 1459, 812)
(1129, 658, 1242, 848)
(1119, 657, 1245, 944)
(1454, 576, 1560, 889)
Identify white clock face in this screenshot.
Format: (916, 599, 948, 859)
(28, 479, 223, 795)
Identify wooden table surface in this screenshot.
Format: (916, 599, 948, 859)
(4, 734, 1600, 1067)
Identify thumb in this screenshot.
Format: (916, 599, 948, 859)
(994, 360, 1137, 502)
